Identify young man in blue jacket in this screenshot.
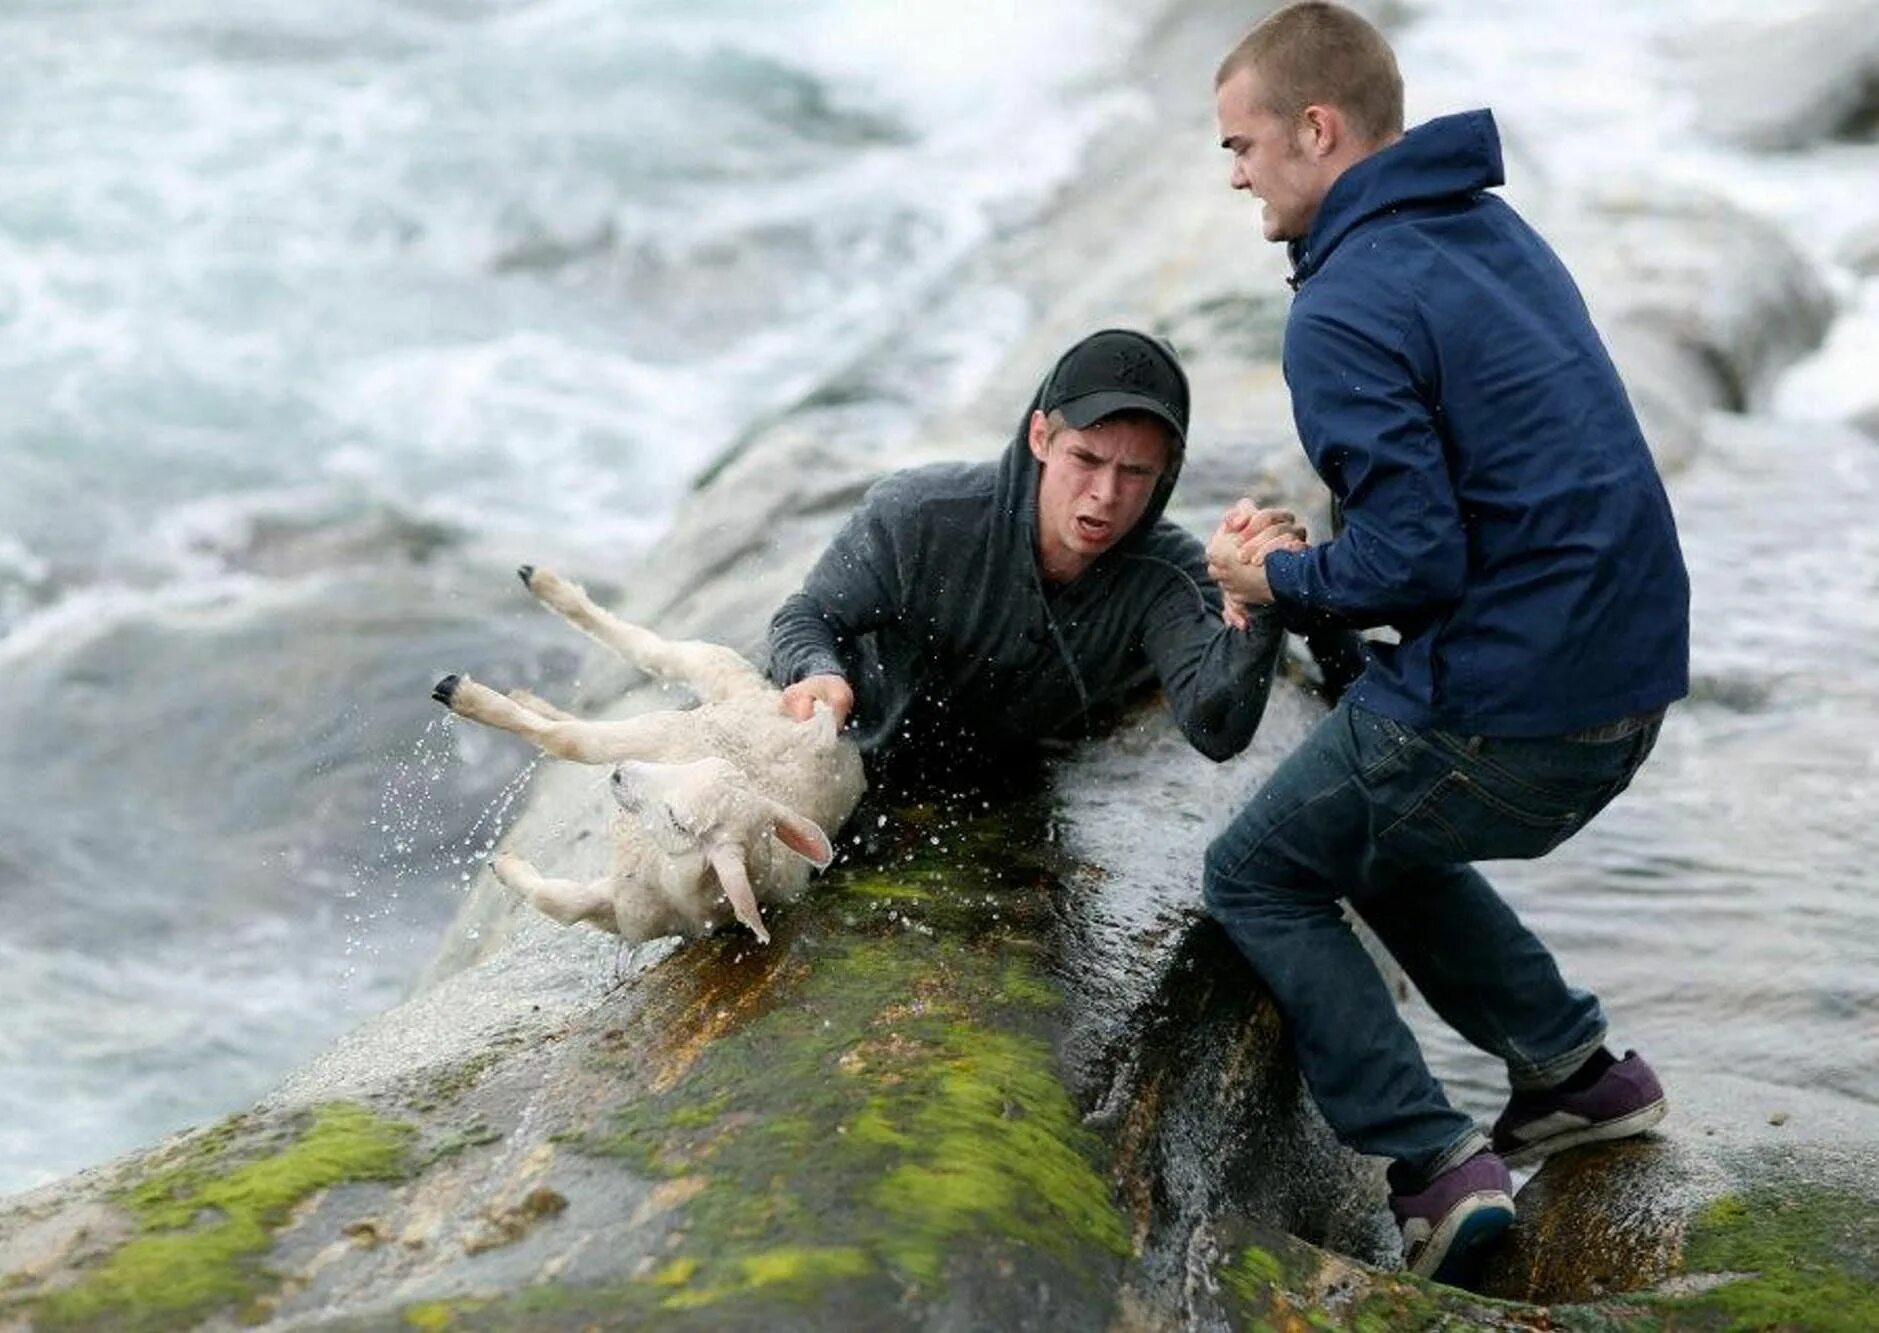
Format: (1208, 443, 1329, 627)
(1202, 1, 1690, 1286)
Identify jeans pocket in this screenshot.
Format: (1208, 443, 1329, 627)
(1349, 706, 1417, 781)
(1379, 769, 1584, 863)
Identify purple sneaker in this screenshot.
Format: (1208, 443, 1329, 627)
(1491, 1049, 1668, 1167)
(1390, 1150, 1515, 1287)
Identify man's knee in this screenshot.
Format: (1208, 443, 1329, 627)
(1202, 817, 1278, 916)
(1201, 839, 1233, 916)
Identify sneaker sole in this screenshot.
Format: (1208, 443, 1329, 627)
(1500, 1097, 1668, 1168)
(1408, 1190, 1515, 1287)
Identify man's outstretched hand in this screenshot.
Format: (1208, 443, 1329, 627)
(780, 673, 855, 730)
(1208, 501, 1307, 621)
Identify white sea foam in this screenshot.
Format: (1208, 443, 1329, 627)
(1772, 277, 1879, 423)
(0, 533, 49, 584)
(0, 573, 280, 668)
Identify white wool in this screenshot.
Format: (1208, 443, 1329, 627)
(445, 567, 864, 945)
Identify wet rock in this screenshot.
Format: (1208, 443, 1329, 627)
(1679, 1, 1879, 151)
(0, 1104, 415, 1330)
(1840, 219, 1879, 276)
(1481, 1074, 1879, 1316)
(1206, 1082, 1879, 1329)
(1480, 1137, 1879, 1326)
(0, 806, 1358, 1331)
(1048, 691, 1397, 1290)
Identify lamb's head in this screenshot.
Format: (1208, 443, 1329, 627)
(609, 757, 834, 944)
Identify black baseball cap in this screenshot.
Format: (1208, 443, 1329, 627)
(1040, 329, 1189, 447)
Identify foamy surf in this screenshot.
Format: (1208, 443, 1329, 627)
(0, 0, 1172, 1193)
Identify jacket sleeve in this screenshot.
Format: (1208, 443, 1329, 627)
(767, 477, 912, 686)
(1264, 304, 1467, 629)
(1132, 536, 1286, 762)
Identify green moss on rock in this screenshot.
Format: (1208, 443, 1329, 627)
(1643, 1187, 1879, 1331)
(407, 1049, 505, 1113)
(1221, 1243, 1288, 1301)
(26, 1102, 414, 1332)
(1215, 1226, 1562, 1332)
(488, 815, 1131, 1321)
(404, 1299, 490, 1330)
(657, 1246, 875, 1311)
(581, 928, 1125, 1311)
(1217, 1180, 1879, 1332)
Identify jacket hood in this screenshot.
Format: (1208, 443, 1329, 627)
(1288, 109, 1504, 285)
(995, 329, 1188, 573)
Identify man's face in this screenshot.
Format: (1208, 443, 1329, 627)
(1028, 411, 1169, 581)
(1216, 68, 1325, 243)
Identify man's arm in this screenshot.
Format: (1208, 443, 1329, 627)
(1133, 533, 1287, 762)
(1261, 308, 1467, 628)
(1214, 502, 1368, 704)
(767, 477, 913, 723)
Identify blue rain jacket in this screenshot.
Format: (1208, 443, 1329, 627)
(1263, 109, 1689, 737)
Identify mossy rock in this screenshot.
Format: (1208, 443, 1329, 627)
(14, 798, 1866, 1331)
(1484, 1133, 1879, 1332)
(4, 1103, 416, 1332)
(1212, 1135, 1879, 1333)
(375, 806, 1134, 1330)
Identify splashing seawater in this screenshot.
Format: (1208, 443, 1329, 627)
(340, 715, 552, 977)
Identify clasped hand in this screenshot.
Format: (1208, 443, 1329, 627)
(1206, 500, 1307, 630)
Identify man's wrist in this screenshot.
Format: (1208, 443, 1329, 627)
(1262, 547, 1305, 608)
(792, 658, 846, 685)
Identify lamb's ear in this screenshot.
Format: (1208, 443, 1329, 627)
(767, 802, 833, 870)
(706, 844, 771, 945)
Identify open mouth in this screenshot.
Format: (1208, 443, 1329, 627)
(1075, 516, 1112, 542)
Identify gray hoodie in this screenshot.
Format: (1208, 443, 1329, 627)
(766, 377, 1288, 784)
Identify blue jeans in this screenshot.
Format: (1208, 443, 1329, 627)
(1202, 701, 1660, 1179)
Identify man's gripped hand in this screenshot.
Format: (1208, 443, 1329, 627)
(1207, 501, 1307, 613)
(1223, 500, 1308, 548)
(780, 673, 855, 730)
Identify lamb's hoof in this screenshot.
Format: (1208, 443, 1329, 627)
(516, 564, 535, 590)
(432, 674, 462, 706)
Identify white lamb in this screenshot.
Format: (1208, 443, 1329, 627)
(432, 565, 865, 944)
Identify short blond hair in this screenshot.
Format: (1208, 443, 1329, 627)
(1216, 2, 1404, 146)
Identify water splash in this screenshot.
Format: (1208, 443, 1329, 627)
(338, 714, 542, 985)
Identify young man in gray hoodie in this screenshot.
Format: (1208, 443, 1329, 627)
(767, 328, 1356, 792)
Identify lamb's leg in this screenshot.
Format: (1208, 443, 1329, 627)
(507, 688, 576, 722)
(433, 674, 695, 764)
(518, 565, 768, 705)
(491, 852, 616, 930)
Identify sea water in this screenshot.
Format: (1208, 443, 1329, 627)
(0, 0, 1156, 1192)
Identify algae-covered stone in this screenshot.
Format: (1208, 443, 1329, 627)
(3, 1103, 414, 1332)
(1207, 1214, 1542, 1332)
(360, 812, 1137, 1331)
(1481, 1113, 1879, 1331)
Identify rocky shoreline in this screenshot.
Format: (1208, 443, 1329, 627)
(3, 0, 1875, 1328)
